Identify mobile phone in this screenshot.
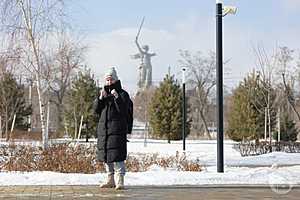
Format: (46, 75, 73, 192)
(104, 85, 110, 93)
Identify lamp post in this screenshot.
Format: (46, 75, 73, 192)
(216, 0, 224, 173)
(182, 67, 186, 151)
(216, 0, 237, 173)
(27, 78, 33, 132)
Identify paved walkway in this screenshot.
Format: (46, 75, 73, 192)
(0, 185, 299, 199)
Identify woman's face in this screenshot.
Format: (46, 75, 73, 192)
(105, 76, 116, 86)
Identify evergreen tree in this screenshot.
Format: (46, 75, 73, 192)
(64, 68, 98, 140)
(227, 72, 276, 141)
(274, 113, 298, 142)
(227, 78, 258, 141)
(0, 72, 31, 139)
(148, 74, 190, 143)
(273, 83, 298, 142)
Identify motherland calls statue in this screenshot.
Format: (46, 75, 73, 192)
(131, 17, 156, 89)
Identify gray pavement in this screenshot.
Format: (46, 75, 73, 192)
(0, 185, 299, 199)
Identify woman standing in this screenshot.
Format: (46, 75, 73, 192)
(94, 67, 132, 190)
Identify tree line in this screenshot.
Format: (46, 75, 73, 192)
(1, 1, 300, 146)
(135, 46, 300, 143)
(2, 46, 300, 145)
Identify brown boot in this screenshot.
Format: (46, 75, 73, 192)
(100, 174, 115, 188)
(115, 174, 124, 190)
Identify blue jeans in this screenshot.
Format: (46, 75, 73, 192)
(105, 161, 126, 176)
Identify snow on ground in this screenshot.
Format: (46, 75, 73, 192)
(1, 139, 300, 186)
(127, 139, 300, 167)
(0, 165, 299, 186)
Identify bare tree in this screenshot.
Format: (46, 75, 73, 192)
(275, 46, 300, 121)
(0, 0, 66, 149)
(297, 52, 300, 92)
(282, 73, 300, 120)
(47, 32, 86, 132)
(252, 45, 281, 143)
(0, 68, 31, 141)
(0, 39, 24, 140)
(179, 50, 216, 139)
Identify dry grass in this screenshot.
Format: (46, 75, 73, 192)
(0, 144, 202, 173)
(127, 151, 202, 172)
(0, 143, 104, 173)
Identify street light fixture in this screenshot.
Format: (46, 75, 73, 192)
(223, 6, 237, 17)
(216, 0, 237, 173)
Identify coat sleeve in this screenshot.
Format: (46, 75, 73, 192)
(114, 91, 133, 134)
(113, 92, 128, 115)
(93, 97, 106, 115)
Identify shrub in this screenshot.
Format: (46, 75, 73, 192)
(0, 144, 202, 173)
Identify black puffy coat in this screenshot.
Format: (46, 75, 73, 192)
(94, 80, 131, 163)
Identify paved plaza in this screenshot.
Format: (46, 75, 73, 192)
(0, 185, 299, 199)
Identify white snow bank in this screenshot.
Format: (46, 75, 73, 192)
(1, 139, 300, 186)
(0, 165, 299, 186)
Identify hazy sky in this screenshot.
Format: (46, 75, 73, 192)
(66, 0, 300, 94)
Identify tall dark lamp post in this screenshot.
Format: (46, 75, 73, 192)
(182, 67, 186, 151)
(216, 0, 237, 173)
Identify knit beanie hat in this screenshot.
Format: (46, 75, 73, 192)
(104, 67, 118, 80)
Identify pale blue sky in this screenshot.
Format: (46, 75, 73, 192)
(66, 0, 300, 94)
(68, 0, 299, 32)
